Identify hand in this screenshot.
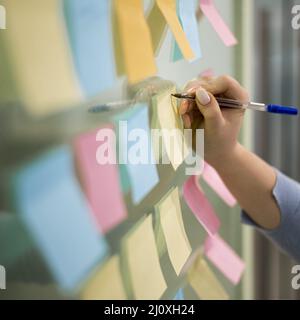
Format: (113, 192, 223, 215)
(179, 75, 249, 168)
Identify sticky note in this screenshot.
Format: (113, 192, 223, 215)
(157, 187, 191, 275)
(202, 162, 236, 207)
(173, 288, 184, 300)
(63, 0, 115, 97)
(204, 234, 245, 284)
(188, 256, 229, 300)
(199, 0, 237, 47)
(156, 0, 194, 60)
(1, 0, 81, 116)
(13, 147, 108, 290)
(74, 125, 127, 233)
(155, 87, 188, 170)
(81, 255, 126, 300)
(116, 104, 159, 204)
(124, 215, 167, 300)
(112, 0, 125, 77)
(172, 0, 202, 62)
(183, 175, 220, 235)
(147, 2, 168, 55)
(114, 0, 157, 83)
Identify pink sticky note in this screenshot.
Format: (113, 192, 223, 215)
(199, 0, 237, 46)
(74, 125, 127, 234)
(204, 234, 245, 284)
(183, 175, 220, 235)
(202, 162, 237, 207)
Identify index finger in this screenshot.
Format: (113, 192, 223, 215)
(199, 75, 249, 102)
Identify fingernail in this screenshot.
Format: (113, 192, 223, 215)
(187, 86, 197, 93)
(196, 88, 210, 105)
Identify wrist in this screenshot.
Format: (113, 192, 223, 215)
(208, 143, 245, 174)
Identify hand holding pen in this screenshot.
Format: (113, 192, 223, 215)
(177, 75, 297, 166)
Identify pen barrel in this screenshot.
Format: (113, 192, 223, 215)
(267, 104, 298, 115)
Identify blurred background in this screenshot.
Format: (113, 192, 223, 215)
(0, 0, 299, 300)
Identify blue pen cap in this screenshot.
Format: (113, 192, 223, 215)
(267, 104, 298, 115)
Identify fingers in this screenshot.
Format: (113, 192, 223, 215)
(195, 88, 224, 128)
(182, 113, 191, 129)
(178, 79, 201, 115)
(199, 75, 249, 101)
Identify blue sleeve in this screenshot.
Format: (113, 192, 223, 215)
(241, 170, 300, 262)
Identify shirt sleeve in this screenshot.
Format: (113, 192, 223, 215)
(241, 169, 300, 262)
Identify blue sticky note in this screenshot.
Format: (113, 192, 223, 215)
(174, 288, 184, 300)
(116, 104, 159, 204)
(172, 0, 202, 62)
(63, 0, 115, 97)
(13, 146, 108, 291)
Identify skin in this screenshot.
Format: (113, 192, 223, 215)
(179, 75, 280, 230)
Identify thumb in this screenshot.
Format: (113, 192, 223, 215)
(195, 88, 224, 128)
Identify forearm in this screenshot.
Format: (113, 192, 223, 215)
(211, 143, 280, 230)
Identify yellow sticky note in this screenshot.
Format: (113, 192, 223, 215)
(147, 2, 168, 55)
(156, 0, 194, 60)
(188, 257, 229, 300)
(155, 87, 188, 170)
(158, 187, 191, 275)
(112, 2, 125, 77)
(124, 215, 167, 300)
(114, 0, 157, 84)
(2, 0, 81, 116)
(81, 255, 126, 300)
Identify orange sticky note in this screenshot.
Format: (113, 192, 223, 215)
(114, 0, 157, 83)
(156, 0, 195, 60)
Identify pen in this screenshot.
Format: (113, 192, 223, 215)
(171, 93, 298, 116)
